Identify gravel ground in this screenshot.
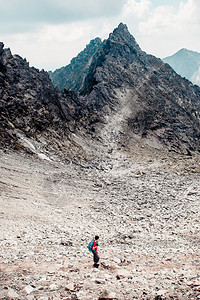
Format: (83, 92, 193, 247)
(0, 147, 200, 299)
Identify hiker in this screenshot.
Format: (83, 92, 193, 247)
(88, 235, 100, 268)
(92, 235, 100, 268)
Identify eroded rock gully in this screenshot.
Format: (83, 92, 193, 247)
(0, 148, 199, 300)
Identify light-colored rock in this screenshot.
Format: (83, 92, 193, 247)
(24, 285, 34, 294)
(94, 277, 106, 284)
(7, 288, 19, 298)
(156, 289, 169, 296)
(65, 283, 74, 291)
(37, 153, 52, 162)
(49, 283, 57, 291)
(116, 269, 132, 279)
(99, 290, 117, 299)
(76, 290, 91, 299)
(113, 257, 121, 264)
(26, 296, 35, 300)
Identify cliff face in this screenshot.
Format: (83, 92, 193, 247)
(0, 42, 82, 153)
(163, 48, 200, 87)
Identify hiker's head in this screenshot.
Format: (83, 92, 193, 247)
(95, 235, 99, 241)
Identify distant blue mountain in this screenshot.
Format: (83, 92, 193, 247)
(163, 48, 200, 86)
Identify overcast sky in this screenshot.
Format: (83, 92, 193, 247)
(1, 0, 199, 71)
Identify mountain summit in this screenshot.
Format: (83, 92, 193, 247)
(49, 23, 143, 93)
(109, 22, 139, 46)
(50, 23, 200, 154)
(163, 48, 200, 86)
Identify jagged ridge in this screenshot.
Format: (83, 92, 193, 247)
(49, 37, 102, 92)
(1, 23, 200, 156)
(0, 42, 83, 153)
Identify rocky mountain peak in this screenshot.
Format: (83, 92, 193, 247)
(171, 48, 200, 59)
(76, 27, 200, 154)
(48, 24, 200, 154)
(163, 48, 200, 86)
(179, 48, 189, 53)
(107, 23, 142, 55)
(178, 48, 199, 56)
(109, 22, 129, 38)
(1, 24, 200, 156)
(49, 24, 143, 93)
(109, 23, 134, 42)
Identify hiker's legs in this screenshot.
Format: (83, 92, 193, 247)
(94, 252, 99, 263)
(93, 252, 100, 267)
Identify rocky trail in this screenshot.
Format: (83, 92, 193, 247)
(0, 148, 200, 299)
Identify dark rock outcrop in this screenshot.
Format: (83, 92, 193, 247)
(0, 42, 82, 152)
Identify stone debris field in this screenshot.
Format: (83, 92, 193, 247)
(0, 148, 200, 299)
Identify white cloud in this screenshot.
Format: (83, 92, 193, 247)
(138, 6, 175, 35)
(1, 0, 200, 70)
(3, 21, 101, 70)
(138, 0, 200, 35)
(124, 0, 200, 58)
(0, 0, 126, 70)
(122, 0, 151, 19)
(0, 0, 126, 33)
(177, 0, 200, 31)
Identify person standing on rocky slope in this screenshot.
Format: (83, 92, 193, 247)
(92, 235, 100, 268)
